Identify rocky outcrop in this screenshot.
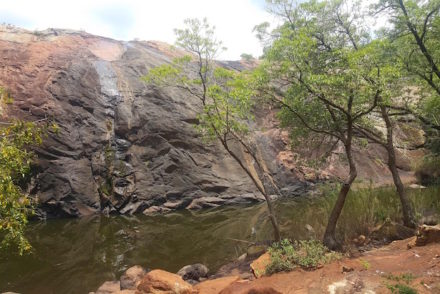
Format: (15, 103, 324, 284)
(0, 25, 309, 218)
(0, 25, 425, 218)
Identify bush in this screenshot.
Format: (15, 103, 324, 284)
(415, 155, 440, 185)
(266, 239, 341, 274)
(386, 283, 417, 294)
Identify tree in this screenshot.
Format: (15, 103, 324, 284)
(0, 87, 48, 254)
(258, 0, 388, 249)
(374, 0, 440, 153)
(350, 40, 417, 228)
(143, 18, 281, 240)
(240, 53, 255, 62)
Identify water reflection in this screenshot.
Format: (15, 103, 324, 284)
(0, 186, 438, 294)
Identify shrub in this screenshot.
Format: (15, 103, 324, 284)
(414, 155, 440, 185)
(266, 239, 341, 274)
(386, 283, 417, 294)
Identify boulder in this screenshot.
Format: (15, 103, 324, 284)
(136, 269, 193, 294)
(250, 252, 271, 278)
(370, 219, 415, 243)
(246, 245, 267, 258)
(415, 224, 440, 246)
(96, 281, 120, 294)
(177, 263, 209, 282)
(194, 276, 240, 294)
(120, 265, 147, 290)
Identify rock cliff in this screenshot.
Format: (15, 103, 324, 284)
(0, 26, 423, 218)
(0, 26, 310, 218)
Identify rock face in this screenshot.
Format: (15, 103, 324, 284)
(0, 25, 424, 218)
(0, 26, 310, 218)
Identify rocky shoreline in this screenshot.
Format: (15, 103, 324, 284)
(90, 224, 440, 294)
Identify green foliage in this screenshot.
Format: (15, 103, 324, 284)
(142, 18, 255, 144)
(0, 87, 51, 254)
(240, 53, 255, 61)
(259, 0, 387, 148)
(359, 259, 371, 270)
(0, 121, 43, 254)
(385, 273, 415, 284)
(266, 239, 341, 274)
(373, 0, 440, 154)
(414, 154, 440, 184)
(386, 283, 418, 294)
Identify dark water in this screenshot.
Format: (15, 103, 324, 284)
(0, 186, 439, 294)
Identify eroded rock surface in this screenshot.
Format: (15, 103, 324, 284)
(0, 26, 311, 218)
(0, 25, 424, 217)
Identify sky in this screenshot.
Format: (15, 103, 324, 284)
(0, 0, 275, 60)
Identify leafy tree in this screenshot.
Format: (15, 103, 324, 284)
(351, 40, 417, 228)
(240, 53, 255, 62)
(374, 0, 440, 153)
(0, 88, 47, 254)
(258, 0, 387, 249)
(143, 18, 281, 240)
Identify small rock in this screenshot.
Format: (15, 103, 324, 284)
(416, 225, 440, 246)
(370, 219, 415, 242)
(250, 252, 271, 278)
(194, 276, 240, 293)
(120, 265, 146, 290)
(95, 281, 120, 294)
(177, 263, 209, 282)
(137, 269, 193, 294)
(142, 206, 171, 214)
(237, 253, 247, 262)
(305, 224, 315, 233)
(353, 235, 366, 246)
(247, 245, 267, 258)
(342, 266, 354, 273)
(409, 184, 426, 189)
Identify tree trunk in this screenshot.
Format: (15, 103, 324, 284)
(222, 141, 281, 241)
(323, 139, 357, 250)
(380, 105, 417, 229)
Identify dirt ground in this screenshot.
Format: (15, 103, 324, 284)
(195, 237, 440, 293)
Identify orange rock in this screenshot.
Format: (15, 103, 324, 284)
(120, 265, 146, 290)
(136, 269, 193, 294)
(250, 253, 271, 278)
(194, 276, 241, 294)
(416, 225, 440, 246)
(96, 281, 121, 294)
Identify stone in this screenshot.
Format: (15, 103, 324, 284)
(342, 266, 354, 273)
(177, 263, 209, 281)
(237, 253, 247, 262)
(415, 225, 440, 246)
(194, 276, 240, 294)
(247, 245, 267, 258)
(250, 252, 271, 278)
(136, 269, 193, 294)
(370, 219, 415, 243)
(95, 281, 120, 294)
(120, 265, 147, 290)
(353, 235, 366, 246)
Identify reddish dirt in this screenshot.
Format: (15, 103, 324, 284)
(196, 237, 440, 293)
